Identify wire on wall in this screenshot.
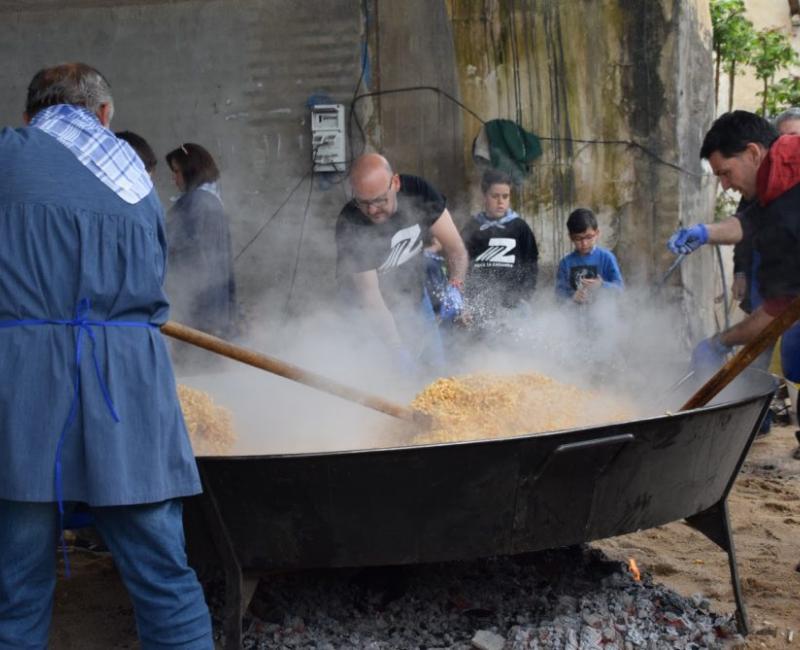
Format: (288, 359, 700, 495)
(350, 86, 705, 179)
(233, 171, 312, 263)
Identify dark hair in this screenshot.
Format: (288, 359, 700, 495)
(116, 131, 157, 172)
(25, 62, 113, 119)
(699, 110, 778, 159)
(566, 208, 598, 234)
(480, 168, 514, 194)
(165, 143, 220, 191)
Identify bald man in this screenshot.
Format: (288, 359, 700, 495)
(335, 154, 468, 371)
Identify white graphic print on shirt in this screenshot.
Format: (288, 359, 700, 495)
(474, 237, 516, 267)
(378, 224, 423, 272)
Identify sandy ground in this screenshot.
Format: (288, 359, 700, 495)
(49, 425, 800, 649)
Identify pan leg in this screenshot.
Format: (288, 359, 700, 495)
(685, 500, 749, 635)
(197, 467, 244, 650)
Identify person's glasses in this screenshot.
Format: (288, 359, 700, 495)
(353, 177, 394, 210)
(570, 231, 597, 243)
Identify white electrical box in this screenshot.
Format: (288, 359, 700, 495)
(310, 104, 346, 172)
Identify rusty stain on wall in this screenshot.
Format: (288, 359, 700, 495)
(445, 0, 713, 291)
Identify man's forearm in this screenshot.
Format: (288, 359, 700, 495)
(446, 247, 468, 284)
(429, 208, 468, 284)
(706, 216, 744, 245)
(719, 306, 773, 347)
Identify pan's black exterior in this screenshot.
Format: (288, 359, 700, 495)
(184, 370, 775, 648)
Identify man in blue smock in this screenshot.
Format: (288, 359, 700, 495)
(0, 63, 212, 648)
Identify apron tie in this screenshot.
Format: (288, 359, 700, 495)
(0, 298, 157, 573)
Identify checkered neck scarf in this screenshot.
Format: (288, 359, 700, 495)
(30, 104, 153, 204)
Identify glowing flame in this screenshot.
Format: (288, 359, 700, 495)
(628, 558, 641, 581)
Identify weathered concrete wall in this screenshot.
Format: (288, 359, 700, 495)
(446, 1, 713, 273)
(0, 0, 716, 336)
(371, 0, 467, 214)
(445, 0, 716, 335)
(0, 0, 363, 324)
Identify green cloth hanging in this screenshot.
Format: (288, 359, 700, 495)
(475, 119, 543, 183)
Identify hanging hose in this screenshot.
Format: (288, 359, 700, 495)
(715, 245, 731, 331)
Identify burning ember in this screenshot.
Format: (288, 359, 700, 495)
(628, 557, 641, 581)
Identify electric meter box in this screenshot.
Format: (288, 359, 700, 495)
(310, 104, 346, 172)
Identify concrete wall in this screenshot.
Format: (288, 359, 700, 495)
(0, 0, 364, 325)
(0, 0, 717, 337)
(446, 0, 716, 336)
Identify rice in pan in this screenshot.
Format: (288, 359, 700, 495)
(411, 372, 636, 444)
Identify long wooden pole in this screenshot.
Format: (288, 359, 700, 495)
(680, 295, 800, 411)
(161, 320, 426, 425)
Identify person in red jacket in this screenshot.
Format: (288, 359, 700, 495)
(668, 111, 800, 469)
(668, 111, 800, 368)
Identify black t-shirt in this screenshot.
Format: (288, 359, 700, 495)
(737, 184, 800, 300)
(335, 174, 446, 311)
(460, 216, 538, 313)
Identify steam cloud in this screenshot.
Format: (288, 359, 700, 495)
(176, 282, 700, 456)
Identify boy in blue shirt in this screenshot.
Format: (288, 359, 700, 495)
(556, 208, 624, 303)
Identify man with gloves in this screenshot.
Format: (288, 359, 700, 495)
(336, 153, 468, 374)
(667, 110, 800, 382)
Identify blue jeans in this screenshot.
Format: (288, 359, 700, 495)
(0, 499, 212, 650)
(781, 321, 800, 383)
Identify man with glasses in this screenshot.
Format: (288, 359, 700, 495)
(555, 208, 624, 304)
(335, 153, 468, 373)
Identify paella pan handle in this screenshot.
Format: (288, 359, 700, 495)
(680, 295, 800, 411)
(161, 320, 429, 426)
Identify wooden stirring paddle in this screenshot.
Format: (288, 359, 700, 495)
(161, 321, 431, 427)
(680, 295, 800, 411)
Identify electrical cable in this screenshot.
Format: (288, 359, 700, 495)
(350, 86, 705, 179)
(347, 0, 372, 163)
(282, 156, 318, 322)
(233, 171, 311, 263)
(234, 143, 325, 262)
(508, 0, 524, 126)
(715, 245, 730, 331)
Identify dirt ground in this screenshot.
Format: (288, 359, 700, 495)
(50, 425, 800, 649)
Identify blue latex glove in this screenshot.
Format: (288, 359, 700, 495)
(691, 335, 732, 373)
(440, 284, 463, 322)
(667, 224, 709, 255)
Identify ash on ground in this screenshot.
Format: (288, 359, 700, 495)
(205, 547, 742, 649)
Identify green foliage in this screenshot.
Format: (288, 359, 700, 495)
(751, 29, 800, 115)
(751, 29, 797, 81)
(764, 75, 800, 115)
(714, 191, 739, 222)
(710, 0, 799, 116)
(710, 0, 756, 109)
(710, 0, 754, 73)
